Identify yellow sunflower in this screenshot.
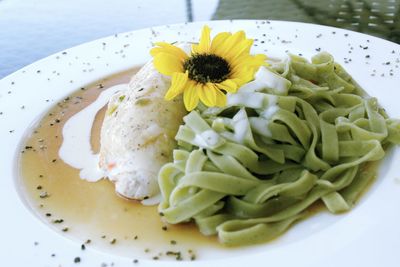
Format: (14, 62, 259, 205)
(150, 25, 266, 111)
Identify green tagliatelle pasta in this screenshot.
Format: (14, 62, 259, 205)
(158, 52, 400, 246)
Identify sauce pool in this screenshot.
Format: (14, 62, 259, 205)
(17, 67, 223, 261)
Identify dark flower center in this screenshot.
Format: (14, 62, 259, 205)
(183, 54, 231, 84)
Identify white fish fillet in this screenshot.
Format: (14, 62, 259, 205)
(99, 61, 186, 199)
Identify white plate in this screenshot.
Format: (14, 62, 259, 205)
(1, 20, 400, 267)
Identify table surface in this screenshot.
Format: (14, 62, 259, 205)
(1, 0, 399, 79)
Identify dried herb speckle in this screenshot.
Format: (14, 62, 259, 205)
(39, 192, 50, 199)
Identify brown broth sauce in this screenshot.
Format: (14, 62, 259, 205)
(18, 67, 221, 260)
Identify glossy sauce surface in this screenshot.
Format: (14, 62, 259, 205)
(18, 68, 220, 261)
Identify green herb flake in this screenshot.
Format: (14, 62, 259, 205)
(107, 105, 118, 115)
(134, 98, 151, 106)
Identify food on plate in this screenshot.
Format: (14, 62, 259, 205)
(61, 25, 400, 246)
(99, 61, 187, 199)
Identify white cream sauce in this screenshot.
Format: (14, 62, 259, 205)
(231, 109, 250, 143)
(59, 84, 127, 182)
(194, 129, 221, 148)
(227, 92, 265, 108)
(260, 95, 279, 120)
(226, 89, 280, 139)
(59, 83, 161, 205)
(239, 66, 290, 95)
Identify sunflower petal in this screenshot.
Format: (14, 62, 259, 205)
(224, 39, 253, 62)
(153, 52, 183, 76)
(213, 31, 245, 59)
(192, 25, 211, 54)
(217, 79, 238, 93)
(244, 54, 267, 68)
(165, 71, 188, 100)
(253, 54, 267, 66)
(230, 53, 265, 71)
(198, 83, 217, 107)
(214, 87, 227, 107)
(210, 32, 231, 54)
(231, 68, 255, 85)
(150, 42, 188, 61)
(183, 82, 200, 111)
(230, 76, 249, 88)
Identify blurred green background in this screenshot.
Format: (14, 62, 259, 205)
(213, 0, 400, 43)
